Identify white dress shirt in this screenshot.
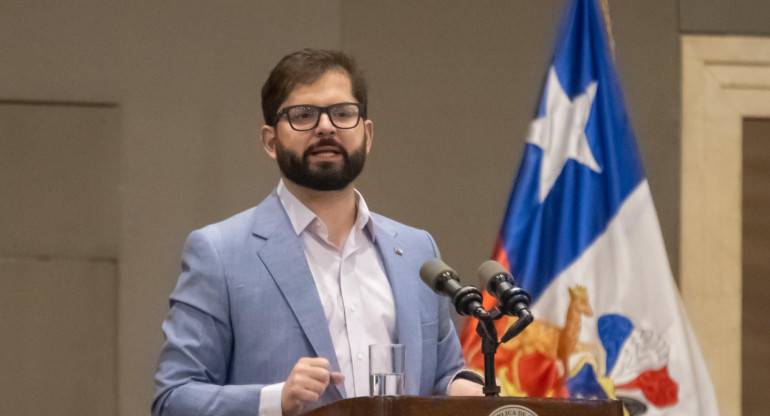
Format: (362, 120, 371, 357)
(259, 180, 395, 415)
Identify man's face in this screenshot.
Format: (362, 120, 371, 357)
(261, 70, 373, 191)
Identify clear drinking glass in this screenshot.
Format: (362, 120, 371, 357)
(368, 344, 405, 397)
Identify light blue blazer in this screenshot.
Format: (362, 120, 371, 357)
(152, 192, 467, 416)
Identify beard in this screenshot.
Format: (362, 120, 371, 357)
(275, 136, 367, 191)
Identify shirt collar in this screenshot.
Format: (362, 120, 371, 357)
(276, 179, 375, 239)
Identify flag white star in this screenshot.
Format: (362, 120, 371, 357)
(527, 67, 601, 202)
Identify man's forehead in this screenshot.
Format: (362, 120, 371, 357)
(283, 70, 355, 104)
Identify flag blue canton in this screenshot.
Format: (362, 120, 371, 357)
(499, 0, 644, 301)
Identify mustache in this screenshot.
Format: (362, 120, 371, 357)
(303, 139, 348, 159)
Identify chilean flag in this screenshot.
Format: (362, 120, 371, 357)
(459, 1, 719, 414)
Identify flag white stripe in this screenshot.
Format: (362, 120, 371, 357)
(532, 180, 719, 415)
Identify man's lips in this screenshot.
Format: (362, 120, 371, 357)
(307, 145, 345, 158)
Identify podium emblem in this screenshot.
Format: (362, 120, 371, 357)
(488, 405, 538, 416)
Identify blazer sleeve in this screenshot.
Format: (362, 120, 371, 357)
(152, 229, 263, 416)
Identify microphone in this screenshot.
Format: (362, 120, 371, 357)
(420, 258, 488, 319)
(477, 260, 532, 319)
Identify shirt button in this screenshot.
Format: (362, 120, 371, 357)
(351, 304, 357, 312)
(358, 353, 364, 360)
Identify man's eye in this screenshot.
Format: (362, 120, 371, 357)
(332, 111, 350, 118)
(332, 106, 357, 119)
(291, 108, 316, 120)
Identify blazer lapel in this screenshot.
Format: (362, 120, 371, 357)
(372, 219, 422, 395)
(252, 195, 345, 400)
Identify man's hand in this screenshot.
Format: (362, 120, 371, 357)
(448, 378, 485, 396)
(281, 357, 344, 416)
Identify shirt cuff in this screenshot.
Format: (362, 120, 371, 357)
(446, 369, 485, 394)
(258, 382, 285, 416)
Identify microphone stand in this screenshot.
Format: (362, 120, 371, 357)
(475, 307, 501, 396)
(474, 306, 534, 397)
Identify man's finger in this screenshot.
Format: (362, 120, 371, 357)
(330, 371, 345, 385)
(298, 357, 330, 369)
(295, 372, 329, 392)
(297, 365, 333, 384)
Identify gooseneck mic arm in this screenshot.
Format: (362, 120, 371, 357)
(500, 308, 533, 343)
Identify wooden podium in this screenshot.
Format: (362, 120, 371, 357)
(304, 396, 623, 416)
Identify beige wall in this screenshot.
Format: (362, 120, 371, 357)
(0, 103, 120, 415)
(1, 1, 768, 415)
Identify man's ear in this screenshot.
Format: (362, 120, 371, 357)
(364, 119, 374, 154)
(261, 125, 278, 160)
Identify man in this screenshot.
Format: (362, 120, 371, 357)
(153, 49, 482, 416)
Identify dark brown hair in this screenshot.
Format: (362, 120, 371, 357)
(261, 48, 368, 126)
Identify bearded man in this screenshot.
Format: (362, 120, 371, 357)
(153, 49, 483, 416)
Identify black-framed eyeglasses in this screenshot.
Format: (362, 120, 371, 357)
(274, 102, 365, 131)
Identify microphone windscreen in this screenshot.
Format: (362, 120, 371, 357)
(477, 259, 509, 292)
(419, 258, 457, 292)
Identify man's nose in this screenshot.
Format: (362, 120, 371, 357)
(316, 112, 336, 134)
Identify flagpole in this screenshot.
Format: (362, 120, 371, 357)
(599, 0, 616, 58)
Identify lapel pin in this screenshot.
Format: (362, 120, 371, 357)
(395, 249, 403, 255)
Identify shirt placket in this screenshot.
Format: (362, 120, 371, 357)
(339, 231, 369, 397)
